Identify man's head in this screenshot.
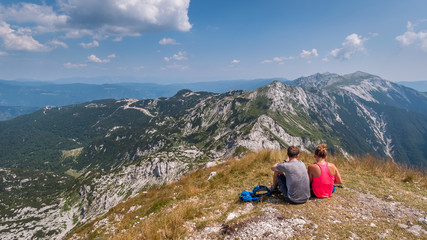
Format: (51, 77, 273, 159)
(287, 146, 300, 159)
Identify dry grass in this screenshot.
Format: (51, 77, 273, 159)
(335, 154, 426, 187)
(67, 149, 426, 240)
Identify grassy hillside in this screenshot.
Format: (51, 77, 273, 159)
(67, 150, 426, 240)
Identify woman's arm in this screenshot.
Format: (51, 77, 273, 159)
(334, 166, 343, 184)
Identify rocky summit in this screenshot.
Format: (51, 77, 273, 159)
(0, 72, 426, 239)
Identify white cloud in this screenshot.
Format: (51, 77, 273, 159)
(0, 3, 68, 33)
(64, 62, 87, 68)
(396, 21, 427, 52)
(0, 0, 192, 52)
(0, 21, 47, 51)
(80, 40, 99, 48)
(88, 54, 103, 63)
(113, 36, 123, 42)
(159, 38, 180, 45)
(88, 54, 116, 63)
(370, 32, 379, 37)
(58, 0, 192, 37)
(231, 59, 240, 64)
(328, 33, 366, 60)
(262, 56, 294, 64)
(64, 29, 93, 39)
(0, 51, 8, 56)
(134, 65, 145, 71)
(164, 51, 187, 62)
(49, 39, 68, 48)
(300, 49, 318, 58)
(261, 59, 273, 63)
(161, 62, 189, 71)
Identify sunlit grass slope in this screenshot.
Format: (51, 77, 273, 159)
(67, 149, 426, 240)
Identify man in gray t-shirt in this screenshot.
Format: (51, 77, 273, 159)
(271, 146, 310, 204)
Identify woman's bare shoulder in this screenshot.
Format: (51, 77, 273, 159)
(308, 163, 318, 171)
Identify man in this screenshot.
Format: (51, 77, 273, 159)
(271, 146, 310, 204)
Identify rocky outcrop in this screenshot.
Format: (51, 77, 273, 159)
(73, 149, 198, 226)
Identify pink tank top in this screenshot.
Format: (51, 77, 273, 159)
(312, 162, 335, 198)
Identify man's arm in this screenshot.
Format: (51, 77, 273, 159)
(271, 163, 279, 172)
(307, 164, 315, 183)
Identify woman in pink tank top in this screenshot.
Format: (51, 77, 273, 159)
(308, 144, 343, 198)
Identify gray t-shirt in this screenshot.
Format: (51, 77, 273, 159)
(276, 160, 310, 203)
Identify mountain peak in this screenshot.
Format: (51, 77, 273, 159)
(173, 89, 193, 97)
(293, 72, 343, 88)
(344, 71, 378, 79)
(293, 71, 387, 90)
(268, 80, 286, 88)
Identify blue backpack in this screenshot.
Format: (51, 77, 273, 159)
(238, 185, 272, 202)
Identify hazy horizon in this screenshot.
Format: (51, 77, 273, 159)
(1, 72, 426, 85)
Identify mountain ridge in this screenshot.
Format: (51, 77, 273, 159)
(1, 72, 426, 172)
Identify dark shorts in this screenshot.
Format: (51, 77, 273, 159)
(310, 185, 336, 198)
(277, 174, 303, 204)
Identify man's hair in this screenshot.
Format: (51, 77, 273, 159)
(287, 146, 300, 159)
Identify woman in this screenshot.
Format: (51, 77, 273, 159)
(308, 144, 342, 198)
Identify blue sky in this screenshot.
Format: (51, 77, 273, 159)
(0, 0, 426, 83)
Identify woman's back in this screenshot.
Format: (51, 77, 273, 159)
(310, 162, 336, 198)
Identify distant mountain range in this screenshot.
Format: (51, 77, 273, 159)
(1, 76, 426, 121)
(2, 71, 427, 239)
(0, 78, 289, 120)
(398, 80, 427, 92)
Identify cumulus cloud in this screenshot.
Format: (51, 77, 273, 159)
(0, 0, 192, 51)
(159, 38, 180, 45)
(0, 3, 68, 33)
(57, 0, 192, 37)
(80, 40, 99, 48)
(164, 51, 187, 62)
(64, 62, 87, 68)
(88, 54, 116, 63)
(328, 33, 367, 60)
(231, 59, 240, 64)
(396, 21, 427, 52)
(0, 21, 47, 51)
(300, 49, 318, 58)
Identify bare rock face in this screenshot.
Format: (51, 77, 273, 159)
(73, 150, 194, 224)
(237, 115, 308, 150)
